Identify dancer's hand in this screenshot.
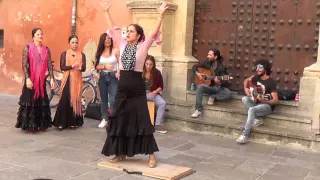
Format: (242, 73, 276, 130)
(50, 79, 55, 89)
(100, 0, 111, 12)
(158, 1, 169, 17)
(26, 78, 33, 89)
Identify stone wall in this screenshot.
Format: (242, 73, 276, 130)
(127, 0, 198, 100)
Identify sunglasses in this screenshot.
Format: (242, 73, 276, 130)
(256, 64, 264, 69)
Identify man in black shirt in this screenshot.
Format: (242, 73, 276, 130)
(191, 48, 232, 118)
(236, 59, 279, 144)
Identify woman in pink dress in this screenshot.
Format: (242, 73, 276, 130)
(16, 28, 55, 133)
(100, 1, 168, 168)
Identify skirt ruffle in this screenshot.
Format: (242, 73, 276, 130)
(15, 83, 52, 131)
(101, 70, 159, 157)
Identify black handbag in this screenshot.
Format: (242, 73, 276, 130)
(84, 99, 101, 120)
(277, 89, 297, 100)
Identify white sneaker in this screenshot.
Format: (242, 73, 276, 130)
(155, 125, 168, 134)
(236, 135, 249, 144)
(191, 110, 202, 118)
(98, 119, 107, 128)
(252, 118, 264, 128)
(207, 96, 215, 105)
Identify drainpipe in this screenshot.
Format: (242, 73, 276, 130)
(71, 0, 77, 35)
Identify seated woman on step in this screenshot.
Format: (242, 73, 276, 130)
(143, 55, 167, 134)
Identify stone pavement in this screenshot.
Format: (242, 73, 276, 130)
(1, 93, 320, 180)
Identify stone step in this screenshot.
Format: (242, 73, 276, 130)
(166, 99, 312, 131)
(186, 90, 306, 116)
(164, 107, 320, 150)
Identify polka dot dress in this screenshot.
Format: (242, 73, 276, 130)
(121, 43, 138, 71)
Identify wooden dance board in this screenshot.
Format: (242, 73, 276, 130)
(97, 159, 194, 180)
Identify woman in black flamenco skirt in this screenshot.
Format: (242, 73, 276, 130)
(52, 35, 86, 131)
(15, 28, 55, 133)
(100, 0, 169, 168)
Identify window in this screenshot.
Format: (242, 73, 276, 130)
(0, 30, 3, 48)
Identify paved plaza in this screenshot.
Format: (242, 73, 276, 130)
(0, 94, 320, 180)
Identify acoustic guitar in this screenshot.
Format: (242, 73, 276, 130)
(194, 68, 212, 86)
(194, 67, 233, 86)
(247, 81, 271, 102)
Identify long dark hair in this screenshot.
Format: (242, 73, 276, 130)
(128, 24, 145, 43)
(95, 33, 114, 67)
(143, 55, 157, 86)
(31, 28, 42, 39)
(211, 48, 224, 63)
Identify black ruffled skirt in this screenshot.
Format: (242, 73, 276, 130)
(101, 70, 159, 157)
(52, 77, 83, 128)
(15, 80, 52, 131)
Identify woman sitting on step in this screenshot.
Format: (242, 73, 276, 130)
(143, 55, 167, 134)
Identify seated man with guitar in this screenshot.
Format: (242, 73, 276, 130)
(236, 59, 279, 144)
(191, 48, 232, 118)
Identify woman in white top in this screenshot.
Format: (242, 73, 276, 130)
(95, 33, 119, 128)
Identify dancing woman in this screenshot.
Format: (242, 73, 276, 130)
(100, 1, 168, 168)
(52, 35, 86, 131)
(16, 28, 55, 133)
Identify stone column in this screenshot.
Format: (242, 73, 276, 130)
(299, 24, 320, 131)
(127, 0, 198, 100)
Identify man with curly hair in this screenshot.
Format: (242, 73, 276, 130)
(236, 59, 279, 144)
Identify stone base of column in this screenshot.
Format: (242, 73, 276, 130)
(155, 55, 198, 101)
(299, 63, 320, 131)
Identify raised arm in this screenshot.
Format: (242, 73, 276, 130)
(101, 2, 114, 31)
(143, 1, 168, 48)
(150, 1, 168, 39)
(100, 1, 123, 46)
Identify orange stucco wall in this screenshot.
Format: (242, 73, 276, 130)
(76, 0, 132, 76)
(0, 0, 72, 94)
(76, 0, 132, 50)
(0, 0, 132, 95)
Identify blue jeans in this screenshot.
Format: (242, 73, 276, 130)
(98, 71, 118, 120)
(195, 84, 232, 112)
(241, 96, 272, 136)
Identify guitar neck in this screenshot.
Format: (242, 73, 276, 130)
(205, 75, 232, 80)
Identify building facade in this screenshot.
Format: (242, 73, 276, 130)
(1, 0, 320, 133)
(0, 0, 132, 94)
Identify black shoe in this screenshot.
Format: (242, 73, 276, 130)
(70, 126, 76, 130)
(57, 126, 63, 131)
